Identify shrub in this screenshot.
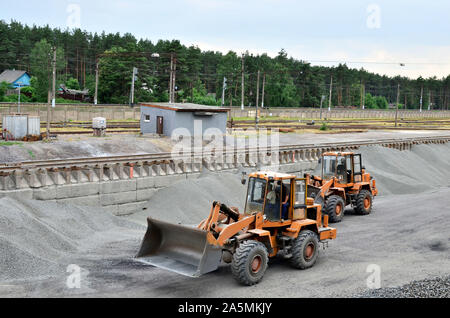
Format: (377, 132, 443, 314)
(320, 122, 330, 131)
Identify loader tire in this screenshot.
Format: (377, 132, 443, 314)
(289, 230, 319, 270)
(324, 195, 345, 223)
(231, 240, 268, 286)
(354, 190, 373, 215)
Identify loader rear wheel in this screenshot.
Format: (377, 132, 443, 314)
(355, 190, 373, 215)
(231, 241, 268, 286)
(289, 230, 319, 269)
(325, 195, 345, 223)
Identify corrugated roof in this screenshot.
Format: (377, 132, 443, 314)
(0, 70, 28, 84)
(140, 102, 230, 112)
(59, 84, 89, 95)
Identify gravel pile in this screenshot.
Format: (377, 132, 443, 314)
(126, 171, 247, 226)
(0, 197, 141, 281)
(359, 143, 450, 195)
(125, 143, 450, 225)
(357, 276, 450, 298)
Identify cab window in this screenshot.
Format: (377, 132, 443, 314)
(322, 156, 337, 179)
(336, 156, 346, 183)
(354, 155, 362, 175)
(245, 177, 267, 215)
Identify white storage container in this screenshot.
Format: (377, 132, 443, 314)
(2, 114, 28, 140)
(27, 116, 41, 136)
(93, 117, 107, 129)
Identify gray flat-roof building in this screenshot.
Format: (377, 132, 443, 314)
(140, 103, 230, 136)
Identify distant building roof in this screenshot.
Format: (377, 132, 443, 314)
(59, 84, 89, 95)
(140, 102, 230, 113)
(0, 70, 29, 84)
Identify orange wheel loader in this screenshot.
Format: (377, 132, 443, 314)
(305, 152, 378, 223)
(136, 172, 336, 286)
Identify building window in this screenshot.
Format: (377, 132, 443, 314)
(144, 115, 150, 122)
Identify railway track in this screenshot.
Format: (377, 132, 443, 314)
(233, 119, 450, 125)
(231, 124, 450, 131)
(52, 129, 139, 135)
(1, 135, 449, 172)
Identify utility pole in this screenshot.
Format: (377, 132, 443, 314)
(241, 53, 245, 110)
(328, 75, 333, 112)
(320, 95, 326, 120)
(94, 60, 99, 105)
(360, 80, 363, 110)
(395, 83, 400, 128)
(221, 77, 227, 107)
(17, 83, 22, 113)
(130, 67, 138, 106)
(428, 90, 431, 111)
(169, 53, 174, 103)
(172, 56, 177, 103)
(362, 83, 366, 110)
(47, 47, 56, 139)
(261, 72, 266, 108)
(255, 70, 260, 128)
(52, 47, 57, 109)
(420, 85, 423, 113)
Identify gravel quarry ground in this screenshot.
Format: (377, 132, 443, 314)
(0, 143, 449, 298)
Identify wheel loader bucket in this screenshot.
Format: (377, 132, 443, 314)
(136, 217, 222, 277)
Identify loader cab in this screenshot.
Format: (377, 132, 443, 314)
(245, 177, 267, 215)
(245, 173, 307, 222)
(321, 152, 361, 185)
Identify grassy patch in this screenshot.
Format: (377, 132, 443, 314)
(0, 141, 22, 146)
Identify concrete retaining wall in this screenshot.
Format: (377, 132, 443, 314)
(0, 104, 140, 123)
(0, 161, 315, 216)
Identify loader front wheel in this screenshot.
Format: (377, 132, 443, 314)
(355, 190, 373, 215)
(325, 195, 345, 223)
(289, 230, 319, 269)
(231, 241, 268, 286)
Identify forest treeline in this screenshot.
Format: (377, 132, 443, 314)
(1, 20, 450, 109)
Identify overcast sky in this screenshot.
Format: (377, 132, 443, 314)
(2, 0, 450, 79)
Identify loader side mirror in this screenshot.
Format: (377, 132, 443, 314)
(241, 172, 247, 185)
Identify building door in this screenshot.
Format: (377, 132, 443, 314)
(157, 116, 164, 135)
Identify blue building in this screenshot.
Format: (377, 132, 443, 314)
(0, 70, 31, 88)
